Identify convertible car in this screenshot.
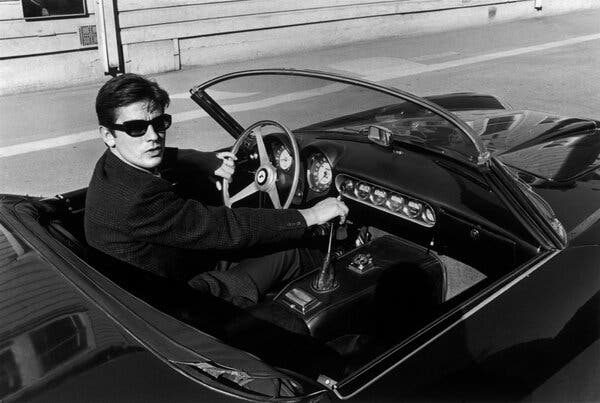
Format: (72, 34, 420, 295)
(1, 69, 599, 402)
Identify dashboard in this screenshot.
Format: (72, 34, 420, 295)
(267, 135, 437, 229)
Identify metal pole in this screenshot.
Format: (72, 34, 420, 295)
(95, 0, 121, 74)
(96, 0, 109, 73)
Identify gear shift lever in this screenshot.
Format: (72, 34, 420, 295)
(311, 219, 339, 292)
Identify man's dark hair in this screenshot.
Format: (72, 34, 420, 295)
(95, 73, 170, 128)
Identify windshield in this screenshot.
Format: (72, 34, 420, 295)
(194, 71, 484, 164)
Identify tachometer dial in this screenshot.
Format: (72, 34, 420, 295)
(273, 144, 293, 171)
(307, 153, 333, 192)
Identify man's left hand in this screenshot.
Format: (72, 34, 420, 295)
(214, 151, 237, 191)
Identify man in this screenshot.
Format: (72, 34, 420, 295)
(85, 73, 348, 307)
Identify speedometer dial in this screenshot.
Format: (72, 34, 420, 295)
(307, 153, 332, 193)
(273, 144, 293, 171)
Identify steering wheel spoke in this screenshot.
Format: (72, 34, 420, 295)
(229, 181, 260, 206)
(267, 187, 282, 209)
(253, 126, 271, 166)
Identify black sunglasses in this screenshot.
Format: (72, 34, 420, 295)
(108, 114, 172, 137)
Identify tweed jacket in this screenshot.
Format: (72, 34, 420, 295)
(84, 148, 307, 281)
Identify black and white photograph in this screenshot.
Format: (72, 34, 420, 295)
(1, 1, 599, 402)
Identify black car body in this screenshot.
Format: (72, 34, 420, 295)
(1, 69, 599, 402)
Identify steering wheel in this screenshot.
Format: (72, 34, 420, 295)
(222, 120, 300, 209)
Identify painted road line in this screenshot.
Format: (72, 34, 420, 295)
(0, 84, 344, 158)
(170, 92, 193, 99)
(0, 110, 207, 158)
(331, 57, 425, 81)
(367, 32, 600, 81)
(2, 32, 600, 159)
(0, 130, 99, 158)
(410, 51, 460, 62)
(226, 83, 346, 113)
(170, 89, 260, 100)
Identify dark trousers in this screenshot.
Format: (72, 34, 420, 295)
(188, 248, 321, 307)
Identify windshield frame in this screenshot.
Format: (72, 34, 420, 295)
(190, 68, 490, 166)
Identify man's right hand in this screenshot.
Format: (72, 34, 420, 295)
(213, 151, 237, 191)
(299, 197, 349, 227)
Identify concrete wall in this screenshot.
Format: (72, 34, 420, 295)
(1, 0, 600, 95)
(122, 0, 537, 72)
(176, 0, 600, 67)
(0, 0, 104, 94)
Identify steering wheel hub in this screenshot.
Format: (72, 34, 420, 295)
(255, 165, 276, 190)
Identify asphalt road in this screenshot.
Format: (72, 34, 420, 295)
(1, 9, 600, 196)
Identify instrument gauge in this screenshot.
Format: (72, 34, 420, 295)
(273, 144, 293, 171)
(370, 188, 387, 206)
(386, 194, 404, 212)
(341, 178, 355, 194)
(334, 174, 436, 228)
(423, 208, 436, 224)
(355, 182, 371, 200)
(307, 153, 333, 192)
(405, 200, 423, 218)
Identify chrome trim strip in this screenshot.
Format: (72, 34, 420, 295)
(333, 249, 560, 400)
